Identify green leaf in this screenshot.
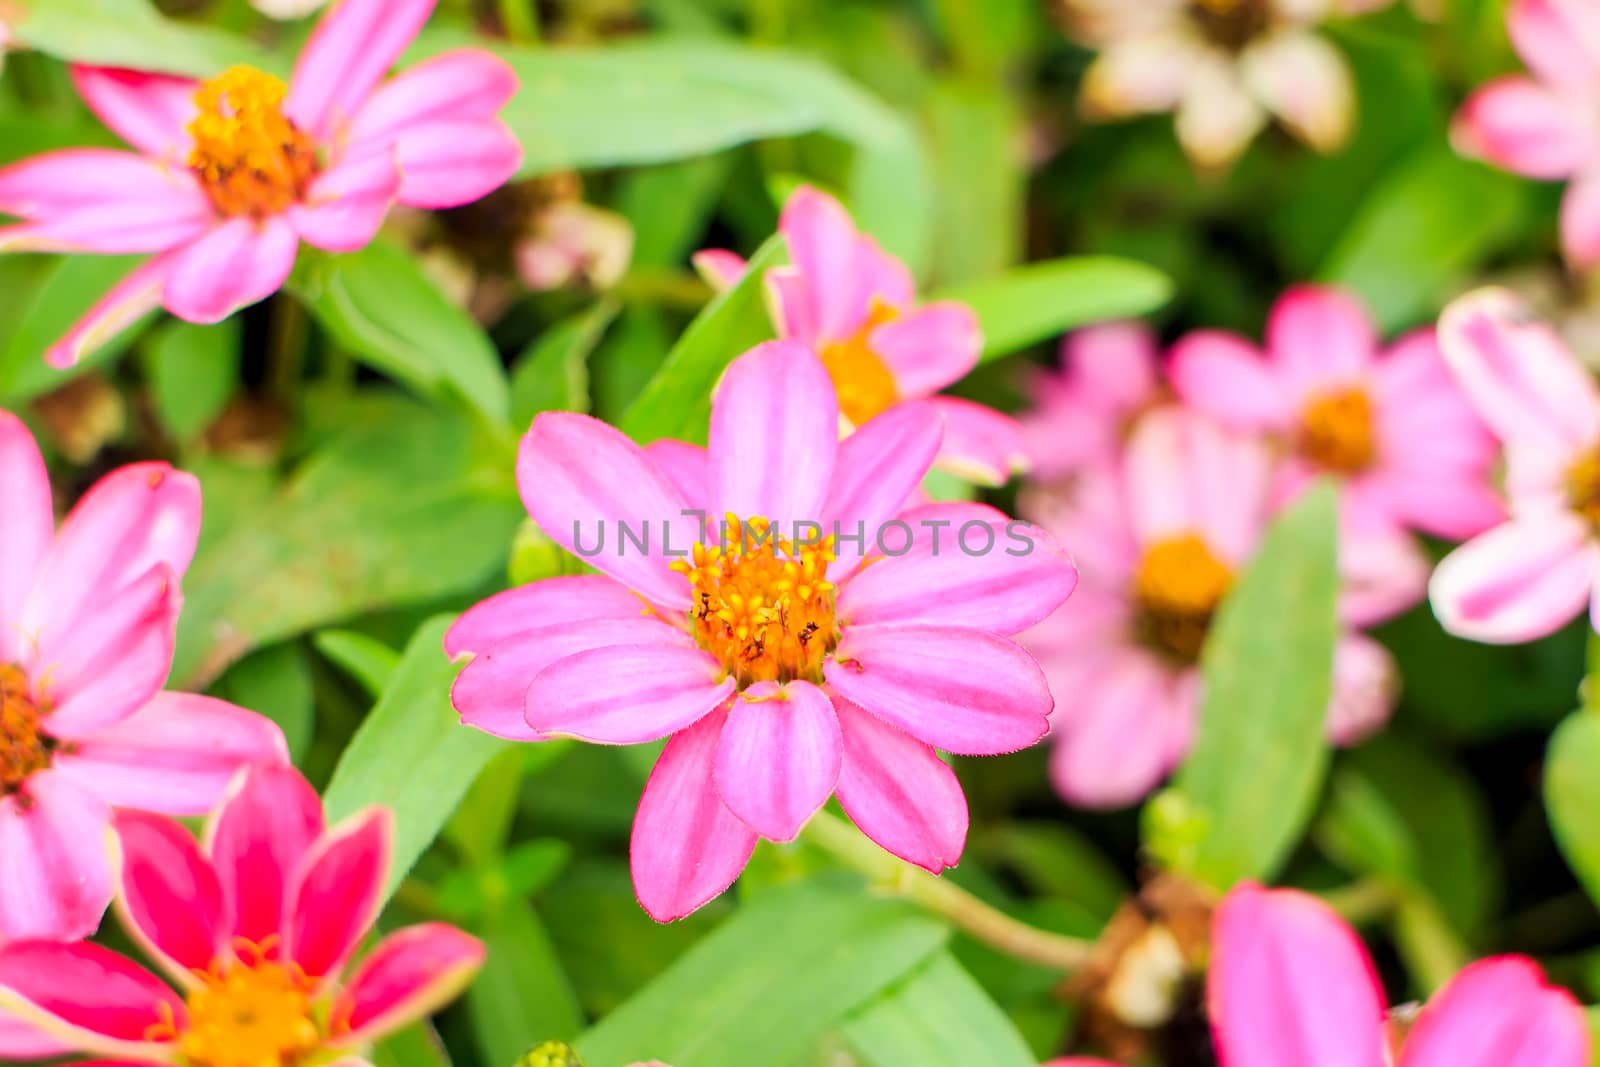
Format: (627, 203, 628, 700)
(0, 256, 159, 403)
(573, 876, 947, 1067)
(468, 899, 586, 1065)
(312, 630, 402, 700)
(212, 642, 314, 764)
(934, 257, 1173, 363)
(616, 237, 785, 444)
(840, 952, 1036, 1067)
(322, 617, 506, 900)
(16, 0, 270, 78)
(510, 301, 615, 430)
(372, 1023, 451, 1067)
(1149, 483, 1340, 889)
(144, 319, 239, 443)
(1546, 710, 1600, 910)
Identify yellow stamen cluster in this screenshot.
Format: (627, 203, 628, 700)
(1190, 0, 1269, 51)
(152, 941, 321, 1067)
(0, 664, 48, 793)
(671, 514, 840, 688)
(818, 301, 902, 426)
(1568, 449, 1600, 529)
(1298, 387, 1377, 475)
(1133, 534, 1233, 663)
(188, 67, 319, 219)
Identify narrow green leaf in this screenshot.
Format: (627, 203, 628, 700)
(144, 319, 239, 442)
(0, 256, 158, 403)
(510, 301, 615, 430)
(212, 642, 314, 764)
(1546, 710, 1600, 910)
(467, 900, 586, 1065)
(312, 630, 402, 700)
(840, 952, 1035, 1067)
(372, 1022, 451, 1067)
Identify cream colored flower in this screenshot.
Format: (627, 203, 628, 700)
(250, 0, 328, 18)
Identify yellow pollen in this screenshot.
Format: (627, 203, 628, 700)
(0, 665, 48, 793)
(670, 514, 840, 688)
(150, 943, 320, 1067)
(1568, 449, 1600, 529)
(818, 301, 902, 426)
(187, 67, 319, 219)
(1133, 534, 1233, 663)
(1298, 388, 1376, 475)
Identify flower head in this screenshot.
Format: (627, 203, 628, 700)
(0, 409, 286, 942)
(448, 340, 1077, 920)
(0, 764, 483, 1065)
(0, 0, 523, 366)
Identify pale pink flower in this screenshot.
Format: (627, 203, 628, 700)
(1170, 284, 1502, 626)
(1430, 288, 1600, 643)
(0, 764, 484, 1066)
(1066, 0, 1354, 170)
(1453, 0, 1600, 267)
(448, 341, 1076, 921)
(693, 186, 1025, 486)
(1210, 882, 1588, 1067)
(1021, 322, 1165, 484)
(516, 200, 635, 292)
(251, 0, 329, 17)
(0, 409, 287, 943)
(1023, 408, 1397, 808)
(0, 0, 522, 367)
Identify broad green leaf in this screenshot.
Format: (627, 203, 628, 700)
(468, 899, 586, 1065)
(510, 301, 615, 430)
(925, 81, 1023, 285)
(212, 642, 314, 764)
(573, 876, 947, 1067)
(16, 0, 269, 78)
(617, 237, 786, 444)
(1149, 484, 1339, 889)
(840, 952, 1035, 1067)
(1546, 710, 1600, 910)
(312, 630, 402, 700)
(444, 747, 528, 868)
(934, 257, 1173, 362)
(0, 256, 158, 403)
(372, 1023, 451, 1067)
(323, 616, 506, 899)
(145, 319, 239, 443)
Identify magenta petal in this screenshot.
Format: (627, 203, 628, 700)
(1168, 330, 1290, 428)
(524, 642, 735, 744)
(391, 119, 523, 210)
(0, 941, 181, 1053)
(832, 696, 967, 872)
(113, 811, 226, 981)
(821, 402, 944, 575)
(713, 680, 841, 842)
(286, 0, 437, 138)
(926, 396, 1030, 486)
(206, 764, 325, 948)
(0, 1014, 68, 1061)
(332, 924, 485, 1045)
(0, 773, 113, 943)
(644, 439, 712, 506)
(347, 49, 518, 147)
(1208, 884, 1388, 1067)
(163, 217, 299, 325)
(1400, 956, 1589, 1067)
(823, 624, 1051, 755)
(1429, 516, 1595, 644)
(70, 67, 199, 158)
(0, 147, 207, 222)
(288, 808, 392, 982)
(44, 249, 181, 368)
(710, 340, 838, 522)
(289, 148, 401, 253)
(870, 303, 982, 398)
(1266, 285, 1378, 390)
(0, 411, 52, 664)
(631, 714, 758, 922)
(446, 574, 646, 657)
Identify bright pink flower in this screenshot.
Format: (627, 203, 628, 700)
(1020, 322, 1165, 483)
(448, 340, 1076, 920)
(0, 409, 286, 943)
(1210, 882, 1589, 1067)
(693, 186, 1024, 486)
(1022, 407, 1397, 808)
(1169, 284, 1501, 626)
(0, 0, 522, 366)
(0, 764, 483, 1065)
(1453, 0, 1600, 267)
(1430, 288, 1600, 643)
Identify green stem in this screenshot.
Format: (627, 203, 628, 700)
(497, 0, 540, 44)
(1315, 877, 1396, 925)
(1583, 628, 1600, 712)
(801, 811, 1092, 973)
(266, 298, 308, 403)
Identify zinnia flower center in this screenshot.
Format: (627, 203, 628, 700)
(187, 67, 319, 219)
(1190, 0, 1270, 51)
(671, 514, 839, 688)
(1133, 534, 1233, 663)
(818, 301, 902, 426)
(154, 947, 320, 1067)
(0, 664, 49, 793)
(1298, 387, 1376, 475)
(1567, 449, 1600, 529)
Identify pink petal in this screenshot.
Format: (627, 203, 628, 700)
(926, 396, 1030, 486)
(206, 764, 325, 949)
(0, 201, 214, 256)
(1168, 330, 1290, 428)
(0, 773, 113, 943)
(347, 50, 518, 148)
(288, 148, 402, 253)
(820, 402, 944, 575)
(1125, 408, 1272, 563)
(54, 692, 288, 815)
(869, 303, 982, 399)
(1400, 957, 1589, 1067)
(630, 714, 757, 922)
(1452, 77, 1596, 178)
(1430, 515, 1596, 643)
(823, 624, 1051, 755)
(0, 1015, 68, 1061)
(445, 575, 646, 658)
(832, 696, 967, 872)
(1266, 285, 1379, 391)
(44, 249, 181, 368)
(713, 680, 842, 842)
(643, 439, 712, 505)
(1363, 467, 1505, 542)
(0, 148, 207, 222)
(523, 642, 735, 744)
(1338, 522, 1432, 628)
(692, 249, 748, 291)
(0, 941, 181, 1054)
(1208, 884, 1388, 1067)
(1047, 650, 1191, 809)
(710, 340, 838, 522)
(0, 411, 53, 664)
(112, 811, 225, 980)
(331, 924, 485, 1045)
(518, 412, 695, 610)
(70, 67, 199, 158)
(163, 217, 299, 325)
(288, 808, 392, 982)
(390, 119, 522, 210)
(1325, 632, 1397, 746)
(779, 184, 872, 342)
(1239, 29, 1353, 153)
(1062, 322, 1161, 412)
(1561, 168, 1600, 268)
(1507, 0, 1600, 92)
(285, 0, 437, 139)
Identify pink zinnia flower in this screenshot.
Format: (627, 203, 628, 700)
(0, 0, 522, 367)
(1169, 284, 1502, 626)
(1430, 288, 1600, 642)
(448, 341, 1076, 921)
(693, 186, 1025, 486)
(0, 764, 484, 1066)
(0, 409, 286, 943)
(1453, 0, 1600, 267)
(1023, 407, 1397, 808)
(1210, 883, 1589, 1067)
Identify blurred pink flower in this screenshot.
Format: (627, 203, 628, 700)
(1021, 322, 1166, 484)
(0, 0, 522, 366)
(1453, 0, 1600, 267)
(1210, 882, 1589, 1067)
(448, 341, 1076, 921)
(515, 200, 635, 292)
(1431, 288, 1600, 643)
(1065, 0, 1354, 170)
(1022, 408, 1396, 808)
(1170, 284, 1502, 626)
(0, 765, 484, 1066)
(0, 409, 286, 943)
(694, 186, 1025, 486)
